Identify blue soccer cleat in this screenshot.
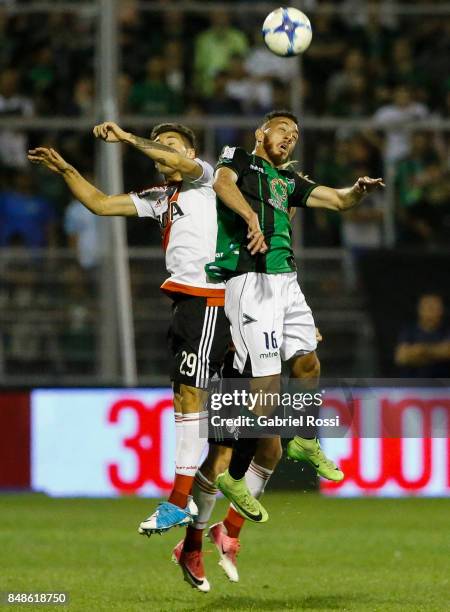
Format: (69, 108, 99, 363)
(138, 498, 198, 537)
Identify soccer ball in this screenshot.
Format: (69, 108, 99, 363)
(262, 7, 312, 57)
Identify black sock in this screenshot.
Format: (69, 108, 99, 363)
(228, 437, 259, 480)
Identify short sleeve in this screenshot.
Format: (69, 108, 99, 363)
(216, 146, 248, 180)
(187, 158, 214, 186)
(289, 173, 318, 208)
(129, 191, 159, 219)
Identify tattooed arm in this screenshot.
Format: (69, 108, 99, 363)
(93, 121, 202, 180)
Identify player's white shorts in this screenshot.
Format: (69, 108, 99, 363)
(224, 272, 317, 377)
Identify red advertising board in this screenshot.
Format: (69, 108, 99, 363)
(0, 392, 31, 489)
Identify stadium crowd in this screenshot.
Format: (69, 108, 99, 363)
(0, 1, 448, 251)
(0, 1, 448, 381)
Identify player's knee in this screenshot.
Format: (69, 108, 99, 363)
(255, 437, 283, 469)
(291, 351, 321, 380)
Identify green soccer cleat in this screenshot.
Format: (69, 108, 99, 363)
(216, 470, 268, 523)
(286, 437, 344, 482)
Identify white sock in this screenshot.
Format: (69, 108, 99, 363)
(174, 411, 182, 467)
(246, 460, 274, 497)
(176, 411, 208, 477)
(192, 470, 218, 530)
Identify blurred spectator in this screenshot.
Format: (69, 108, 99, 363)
(194, 10, 248, 97)
(395, 132, 449, 245)
(60, 262, 96, 374)
(271, 77, 295, 111)
(341, 163, 384, 286)
(0, 171, 56, 248)
(395, 294, 450, 377)
(342, 0, 398, 30)
(67, 76, 95, 116)
(315, 136, 383, 258)
(119, 0, 151, 81)
(203, 72, 239, 115)
(331, 74, 371, 117)
(26, 45, 55, 106)
(64, 186, 100, 272)
(369, 85, 429, 163)
(225, 55, 272, 114)
(387, 40, 422, 90)
(164, 40, 185, 94)
(117, 73, 132, 114)
(0, 69, 34, 168)
(128, 56, 181, 115)
(245, 27, 299, 84)
(303, 14, 346, 112)
(202, 71, 242, 151)
(348, 2, 393, 65)
(327, 49, 366, 108)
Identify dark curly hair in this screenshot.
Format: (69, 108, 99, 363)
(150, 123, 196, 150)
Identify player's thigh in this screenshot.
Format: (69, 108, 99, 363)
(290, 350, 321, 380)
(170, 295, 230, 390)
(281, 276, 317, 362)
(225, 273, 284, 377)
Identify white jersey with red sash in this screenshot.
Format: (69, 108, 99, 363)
(129, 158, 225, 303)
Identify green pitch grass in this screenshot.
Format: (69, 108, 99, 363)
(1, 493, 449, 612)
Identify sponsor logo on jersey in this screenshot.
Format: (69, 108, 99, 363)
(250, 164, 264, 174)
(221, 146, 236, 160)
(259, 351, 279, 359)
(160, 201, 183, 229)
(242, 313, 257, 326)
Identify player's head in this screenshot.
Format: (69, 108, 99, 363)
(393, 84, 411, 108)
(150, 123, 196, 175)
(255, 110, 299, 166)
(417, 294, 444, 330)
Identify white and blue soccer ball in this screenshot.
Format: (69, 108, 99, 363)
(262, 7, 312, 57)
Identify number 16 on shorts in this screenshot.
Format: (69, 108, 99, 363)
(263, 331, 278, 350)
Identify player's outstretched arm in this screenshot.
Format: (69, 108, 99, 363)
(27, 147, 137, 216)
(214, 166, 267, 255)
(306, 176, 385, 212)
(92, 121, 202, 181)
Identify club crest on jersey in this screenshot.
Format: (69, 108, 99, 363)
(221, 146, 236, 160)
(268, 178, 288, 211)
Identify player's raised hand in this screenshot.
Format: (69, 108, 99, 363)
(93, 121, 128, 143)
(353, 176, 385, 194)
(27, 147, 70, 174)
(247, 212, 268, 255)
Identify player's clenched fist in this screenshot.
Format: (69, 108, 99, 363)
(93, 121, 129, 143)
(27, 147, 70, 174)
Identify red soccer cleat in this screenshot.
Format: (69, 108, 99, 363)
(171, 539, 210, 593)
(208, 522, 240, 582)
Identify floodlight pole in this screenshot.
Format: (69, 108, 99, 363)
(97, 0, 137, 386)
